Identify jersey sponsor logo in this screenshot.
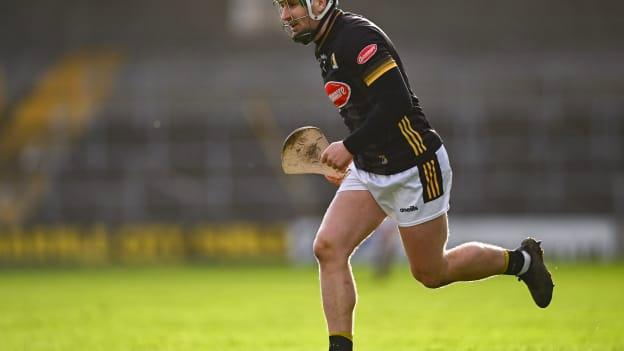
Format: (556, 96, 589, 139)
(324, 81, 351, 109)
(357, 44, 377, 65)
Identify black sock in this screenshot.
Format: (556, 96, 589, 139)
(329, 335, 353, 351)
(504, 250, 525, 275)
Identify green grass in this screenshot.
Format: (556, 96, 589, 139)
(0, 263, 623, 351)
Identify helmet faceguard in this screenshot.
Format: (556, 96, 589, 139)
(273, 0, 337, 45)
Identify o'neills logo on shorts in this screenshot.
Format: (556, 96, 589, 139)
(400, 205, 419, 213)
(357, 44, 377, 64)
(324, 81, 351, 109)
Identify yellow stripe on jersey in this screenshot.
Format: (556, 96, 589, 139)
(398, 117, 426, 155)
(398, 119, 420, 156)
(404, 117, 427, 153)
(364, 58, 398, 86)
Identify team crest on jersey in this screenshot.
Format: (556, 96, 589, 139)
(324, 81, 351, 109)
(319, 54, 329, 73)
(357, 44, 377, 65)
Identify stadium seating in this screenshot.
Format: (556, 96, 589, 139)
(0, 0, 622, 226)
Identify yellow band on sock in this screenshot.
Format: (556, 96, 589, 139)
(330, 332, 353, 341)
(502, 250, 510, 274)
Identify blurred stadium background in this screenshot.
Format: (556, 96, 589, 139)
(2, 2, 624, 351)
(0, 0, 623, 265)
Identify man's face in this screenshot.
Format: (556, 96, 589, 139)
(274, 0, 313, 39)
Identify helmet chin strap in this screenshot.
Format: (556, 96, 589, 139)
(293, 20, 315, 45)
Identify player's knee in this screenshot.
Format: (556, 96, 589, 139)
(313, 235, 347, 264)
(410, 268, 446, 289)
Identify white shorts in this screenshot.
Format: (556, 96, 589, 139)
(338, 146, 452, 227)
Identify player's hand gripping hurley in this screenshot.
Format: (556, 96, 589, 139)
(281, 126, 347, 179)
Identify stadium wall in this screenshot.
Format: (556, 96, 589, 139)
(0, 216, 619, 267)
(0, 223, 286, 266)
(288, 216, 620, 264)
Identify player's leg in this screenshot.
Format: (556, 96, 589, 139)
(399, 213, 554, 307)
(392, 144, 553, 306)
(392, 145, 506, 287)
(398, 213, 507, 288)
(313, 189, 386, 346)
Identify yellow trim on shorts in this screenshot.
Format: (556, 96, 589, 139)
(425, 162, 434, 197)
(364, 58, 398, 86)
(427, 160, 441, 197)
(423, 162, 433, 199)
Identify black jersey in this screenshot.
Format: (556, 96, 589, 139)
(314, 10, 442, 175)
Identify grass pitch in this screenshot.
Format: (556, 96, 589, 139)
(0, 263, 622, 351)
